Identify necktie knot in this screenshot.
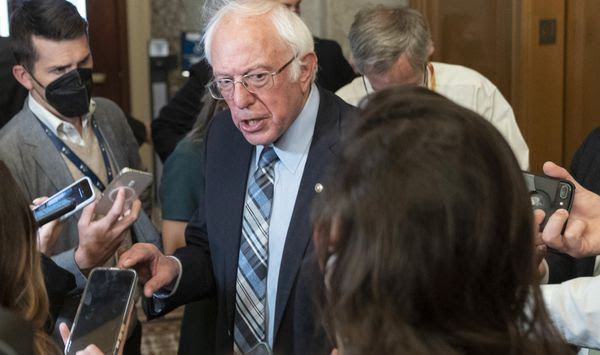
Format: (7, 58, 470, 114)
(258, 146, 278, 170)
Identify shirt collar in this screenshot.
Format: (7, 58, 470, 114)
(28, 93, 96, 137)
(255, 83, 320, 174)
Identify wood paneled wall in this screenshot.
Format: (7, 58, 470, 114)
(513, 0, 565, 172)
(564, 0, 600, 168)
(412, 0, 600, 174)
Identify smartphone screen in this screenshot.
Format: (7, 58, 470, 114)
(33, 177, 95, 224)
(65, 268, 137, 355)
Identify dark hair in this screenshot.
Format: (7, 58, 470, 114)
(9, 0, 88, 71)
(0, 161, 56, 354)
(313, 86, 573, 354)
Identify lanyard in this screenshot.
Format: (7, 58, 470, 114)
(37, 118, 114, 191)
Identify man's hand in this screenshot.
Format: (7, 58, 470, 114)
(118, 243, 180, 298)
(31, 196, 63, 255)
(75, 189, 141, 270)
(540, 161, 600, 257)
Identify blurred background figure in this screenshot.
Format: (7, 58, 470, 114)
(335, 5, 529, 170)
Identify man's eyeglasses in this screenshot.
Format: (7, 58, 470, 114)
(207, 57, 296, 100)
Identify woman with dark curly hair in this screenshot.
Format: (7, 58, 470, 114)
(312, 86, 573, 355)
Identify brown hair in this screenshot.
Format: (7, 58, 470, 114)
(0, 161, 57, 354)
(313, 86, 573, 354)
(9, 0, 88, 71)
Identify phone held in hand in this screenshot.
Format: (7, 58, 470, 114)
(523, 172, 575, 229)
(33, 177, 95, 226)
(95, 167, 152, 216)
(64, 267, 137, 355)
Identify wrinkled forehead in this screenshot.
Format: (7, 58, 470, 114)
(210, 14, 291, 73)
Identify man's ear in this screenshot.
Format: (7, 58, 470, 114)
(298, 51, 317, 92)
(12, 65, 34, 91)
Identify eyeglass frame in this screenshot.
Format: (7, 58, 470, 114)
(206, 56, 296, 100)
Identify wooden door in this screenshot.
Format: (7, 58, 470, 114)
(564, 0, 600, 168)
(411, 0, 566, 173)
(86, 0, 131, 115)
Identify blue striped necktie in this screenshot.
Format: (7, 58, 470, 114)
(234, 146, 278, 353)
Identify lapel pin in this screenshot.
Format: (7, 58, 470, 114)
(314, 183, 323, 193)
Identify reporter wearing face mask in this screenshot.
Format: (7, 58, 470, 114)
(0, 1, 159, 352)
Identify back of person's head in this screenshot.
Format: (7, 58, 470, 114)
(202, 0, 315, 82)
(313, 86, 571, 355)
(349, 6, 432, 76)
(9, 0, 88, 71)
(0, 161, 55, 354)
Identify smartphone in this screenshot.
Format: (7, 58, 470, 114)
(64, 268, 137, 355)
(33, 177, 95, 226)
(523, 172, 575, 229)
(95, 168, 152, 216)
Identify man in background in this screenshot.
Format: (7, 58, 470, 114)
(336, 5, 530, 170)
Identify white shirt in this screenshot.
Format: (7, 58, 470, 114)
(335, 62, 530, 170)
(542, 277, 600, 350)
(28, 92, 96, 146)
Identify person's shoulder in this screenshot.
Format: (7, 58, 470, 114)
(313, 36, 342, 49)
(0, 106, 34, 142)
(335, 77, 364, 107)
(434, 62, 500, 93)
(92, 97, 123, 113)
(92, 97, 128, 126)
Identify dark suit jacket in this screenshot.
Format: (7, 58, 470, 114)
(151, 38, 356, 162)
(0, 37, 28, 129)
(547, 127, 600, 283)
(313, 36, 357, 94)
(148, 87, 357, 354)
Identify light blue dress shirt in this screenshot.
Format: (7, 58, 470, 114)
(251, 84, 320, 346)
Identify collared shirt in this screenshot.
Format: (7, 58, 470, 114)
(335, 62, 530, 170)
(28, 92, 96, 146)
(251, 83, 320, 346)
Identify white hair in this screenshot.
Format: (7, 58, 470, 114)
(203, 0, 315, 81)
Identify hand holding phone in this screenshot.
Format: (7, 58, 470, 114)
(33, 177, 95, 226)
(523, 172, 575, 229)
(95, 168, 152, 216)
(64, 268, 137, 355)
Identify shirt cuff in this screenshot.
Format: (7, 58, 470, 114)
(153, 255, 183, 299)
(51, 248, 88, 289)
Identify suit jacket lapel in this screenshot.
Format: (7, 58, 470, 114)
(273, 88, 343, 337)
(211, 117, 254, 328)
(94, 109, 126, 170)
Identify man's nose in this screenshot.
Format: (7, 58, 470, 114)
(232, 81, 255, 108)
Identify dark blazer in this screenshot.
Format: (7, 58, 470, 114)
(0, 37, 28, 129)
(547, 127, 600, 283)
(313, 36, 357, 93)
(149, 87, 358, 354)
